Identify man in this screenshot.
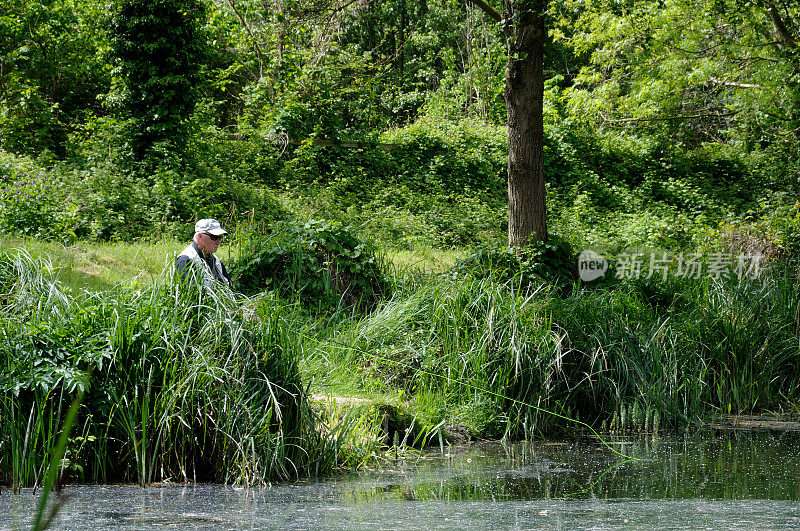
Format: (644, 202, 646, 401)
(176, 218, 231, 287)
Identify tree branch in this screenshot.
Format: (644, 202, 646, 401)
(224, 0, 265, 79)
(465, 0, 501, 23)
(599, 110, 740, 124)
(709, 78, 764, 89)
(766, 1, 798, 49)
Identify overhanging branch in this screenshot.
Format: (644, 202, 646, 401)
(465, 0, 501, 23)
(599, 110, 740, 124)
(767, 1, 798, 49)
(710, 78, 764, 89)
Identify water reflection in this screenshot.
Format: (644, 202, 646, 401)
(342, 431, 800, 502)
(2, 432, 800, 530)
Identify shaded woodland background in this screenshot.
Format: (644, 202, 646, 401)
(1, 0, 798, 254)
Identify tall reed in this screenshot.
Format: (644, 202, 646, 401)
(0, 250, 363, 487)
(306, 276, 568, 438)
(550, 269, 800, 428)
(305, 264, 800, 438)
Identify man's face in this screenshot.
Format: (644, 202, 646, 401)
(197, 232, 222, 254)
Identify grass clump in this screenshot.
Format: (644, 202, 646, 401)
(547, 267, 800, 431)
(304, 276, 567, 439)
(302, 252, 800, 440)
(0, 250, 374, 489)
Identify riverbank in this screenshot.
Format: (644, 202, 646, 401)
(2, 239, 800, 489)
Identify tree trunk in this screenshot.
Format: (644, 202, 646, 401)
(764, 1, 800, 138)
(398, 0, 407, 73)
(504, 0, 547, 247)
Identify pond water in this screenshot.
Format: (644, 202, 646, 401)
(3, 432, 800, 529)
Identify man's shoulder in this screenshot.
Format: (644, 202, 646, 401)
(176, 245, 197, 277)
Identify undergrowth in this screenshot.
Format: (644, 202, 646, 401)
(0, 251, 380, 489)
(303, 259, 800, 439)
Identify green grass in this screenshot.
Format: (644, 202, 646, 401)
(3, 236, 800, 489)
(0, 236, 188, 291)
(0, 250, 380, 488)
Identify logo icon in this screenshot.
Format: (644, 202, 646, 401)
(578, 250, 608, 282)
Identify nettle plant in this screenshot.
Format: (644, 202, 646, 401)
(231, 220, 391, 310)
(0, 171, 82, 239)
(452, 235, 578, 289)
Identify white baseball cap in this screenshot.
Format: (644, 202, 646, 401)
(194, 218, 228, 236)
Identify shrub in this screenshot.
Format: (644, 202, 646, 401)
(186, 112, 283, 186)
(451, 234, 578, 288)
(280, 141, 399, 195)
(180, 173, 286, 227)
(0, 154, 81, 239)
(380, 118, 507, 198)
(73, 166, 154, 240)
(230, 220, 391, 309)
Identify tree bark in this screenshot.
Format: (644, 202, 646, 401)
(762, 1, 800, 136)
(503, 0, 547, 247)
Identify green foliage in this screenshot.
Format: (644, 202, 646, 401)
(62, 110, 287, 241)
(543, 125, 760, 251)
(231, 220, 391, 309)
(381, 118, 507, 198)
(0, 251, 364, 487)
(74, 166, 156, 240)
(0, 154, 80, 239)
(179, 172, 286, 231)
(108, 0, 208, 163)
(559, 0, 800, 181)
(281, 141, 398, 196)
(452, 234, 578, 288)
(0, 0, 109, 158)
(275, 119, 508, 248)
(280, 117, 508, 202)
(550, 268, 800, 427)
(3, 0, 795, 251)
(187, 110, 283, 186)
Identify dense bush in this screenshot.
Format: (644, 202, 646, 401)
(544, 126, 761, 252)
(451, 235, 578, 288)
(0, 146, 285, 242)
(187, 115, 283, 186)
(280, 141, 398, 197)
(108, 0, 207, 163)
(272, 119, 766, 253)
(0, 154, 81, 239)
(0, 110, 771, 249)
(381, 118, 507, 199)
(275, 119, 508, 248)
(63, 112, 288, 241)
(230, 220, 391, 309)
(0, 252, 314, 487)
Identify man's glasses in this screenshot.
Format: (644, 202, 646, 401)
(205, 233, 222, 241)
